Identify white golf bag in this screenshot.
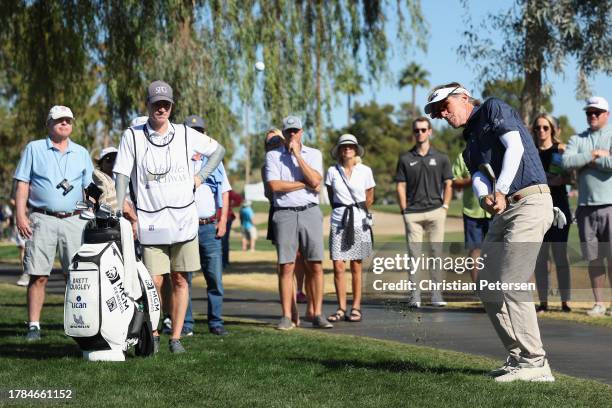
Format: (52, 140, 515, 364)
(64, 207, 160, 361)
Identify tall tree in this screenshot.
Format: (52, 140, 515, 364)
(398, 62, 430, 118)
(334, 66, 364, 126)
(482, 78, 553, 113)
(208, 0, 428, 144)
(0, 1, 428, 197)
(459, 0, 612, 125)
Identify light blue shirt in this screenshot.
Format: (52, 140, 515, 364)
(562, 125, 612, 206)
(264, 144, 322, 207)
(14, 137, 93, 212)
(240, 206, 254, 230)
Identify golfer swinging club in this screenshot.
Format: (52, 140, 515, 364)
(424, 82, 565, 383)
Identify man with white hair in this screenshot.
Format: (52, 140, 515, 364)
(562, 96, 612, 317)
(425, 82, 559, 383)
(14, 105, 93, 341)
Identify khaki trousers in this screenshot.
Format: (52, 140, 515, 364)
(479, 191, 553, 367)
(403, 207, 446, 303)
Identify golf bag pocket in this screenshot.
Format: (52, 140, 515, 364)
(65, 242, 134, 351)
(65, 261, 100, 337)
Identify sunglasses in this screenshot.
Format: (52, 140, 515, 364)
(413, 128, 429, 134)
(534, 125, 550, 131)
(586, 110, 604, 117)
(55, 118, 73, 125)
(283, 128, 301, 134)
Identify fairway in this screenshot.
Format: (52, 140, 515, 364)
(1, 284, 611, 407)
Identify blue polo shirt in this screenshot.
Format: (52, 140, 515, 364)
(461, 98, 546, 196)
(14, 137, 93, 212)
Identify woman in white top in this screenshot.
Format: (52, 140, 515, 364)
(325, 134, 375, 323)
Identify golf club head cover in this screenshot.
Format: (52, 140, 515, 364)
(552, 207, 567, 229)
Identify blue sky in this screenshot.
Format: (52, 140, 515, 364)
(329, 0, 611, 132)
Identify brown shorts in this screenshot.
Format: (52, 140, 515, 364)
(143, 237, 200, 275)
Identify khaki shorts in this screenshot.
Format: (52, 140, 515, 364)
(24, 212, 88, 276)
(143, 237, 200, 275)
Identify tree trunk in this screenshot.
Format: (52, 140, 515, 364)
(315, 4, 323, 147)
(347, 93, 351, 126)
(519, 0, 544, 126)
(244, 105, 250, 186)
(412, 84, 417, 118)
(520, 68, 542, 126)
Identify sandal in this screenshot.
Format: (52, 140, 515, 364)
(346, 308, 362, 322)
(327, 309, 346, 322)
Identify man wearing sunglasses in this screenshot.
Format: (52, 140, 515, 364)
(395, 117, 452, 308)
(424, 82, 557, 383)
(14, 105, 94, 342)
(562, 96, 612, 317)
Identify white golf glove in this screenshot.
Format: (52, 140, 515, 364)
(552, 207, 567, 229)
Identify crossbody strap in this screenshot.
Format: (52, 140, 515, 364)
(335, 164, 369, 214)
(128, 128, 138, 205)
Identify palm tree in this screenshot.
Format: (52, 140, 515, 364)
(335, 67, 363, 126)
(398, 62, 430, 118)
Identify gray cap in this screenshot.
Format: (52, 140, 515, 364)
(282, 115, 303, 131)
(184, 115, 206, 131)
(147, 80, 174, 104)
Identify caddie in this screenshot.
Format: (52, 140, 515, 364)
(113, 80, 225, 353)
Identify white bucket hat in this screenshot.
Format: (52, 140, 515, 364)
(331, 134, 365, 159)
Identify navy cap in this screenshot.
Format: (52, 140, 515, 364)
(184, 115, 206, 132)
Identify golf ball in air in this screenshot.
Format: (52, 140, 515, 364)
(255, 61, 265, 71)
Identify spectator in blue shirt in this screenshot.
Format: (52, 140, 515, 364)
(239, 200, 257, 252)
(14, 105, 93, 342)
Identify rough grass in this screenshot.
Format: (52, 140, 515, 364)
(0, 283, 611, 407)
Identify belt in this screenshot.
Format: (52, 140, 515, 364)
(507, 184, 550, 204)
(199, 216, 217, 225)
(273, 202, 317, 212)
(31, 207, 82, 219)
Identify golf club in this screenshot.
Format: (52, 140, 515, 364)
(478, 163, 497, 206)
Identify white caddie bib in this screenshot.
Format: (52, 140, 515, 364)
(131, 125, 198, 245)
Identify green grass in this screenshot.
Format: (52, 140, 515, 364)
(0, 243, 20, 263)
(1, 284, 611, 407)
(373, 199, 464, 218)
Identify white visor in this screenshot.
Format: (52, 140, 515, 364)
(424, 86, 471, 116)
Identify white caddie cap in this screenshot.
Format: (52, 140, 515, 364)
(47, 105, 74, 122)
(424, 86, 471, 117)
(583, 96, 609, 112)
(99, 146, 118, 160)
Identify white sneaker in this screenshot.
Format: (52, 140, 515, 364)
(587, 304, 606, 317)
(487, 356, 518, 377)
(494, 360, 555, 383)
(431, 301, 447, 307)
(16, 273, 29, 287)
(407, 301, 421, 308)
